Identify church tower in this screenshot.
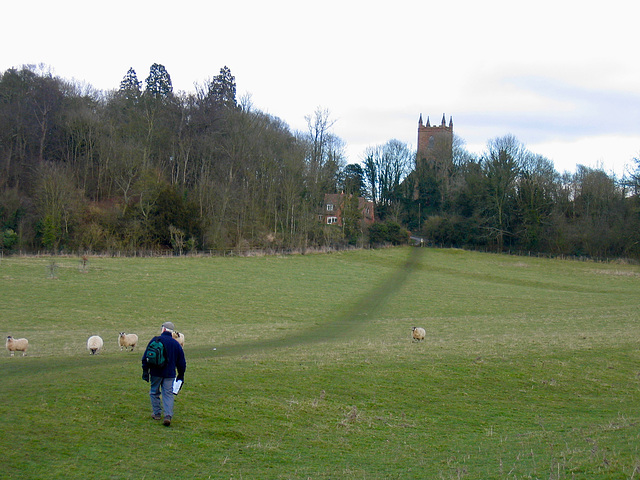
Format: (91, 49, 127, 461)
(417, 113, 453, 163)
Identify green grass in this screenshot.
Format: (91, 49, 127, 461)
(2, 248, 640, 479)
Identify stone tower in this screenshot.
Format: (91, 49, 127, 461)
(417, 113, 453, 163)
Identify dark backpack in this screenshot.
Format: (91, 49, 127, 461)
(145, 337, 166, 368)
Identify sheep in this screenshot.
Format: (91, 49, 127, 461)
(118, 332, 138, 352)
(87, 335, 104, 355)
(6, 335, 29, 357)
(411, 326, 426, 342)
(172, 331, 185, 347)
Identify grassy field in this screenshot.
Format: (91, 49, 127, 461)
(2, 247, 640, 479)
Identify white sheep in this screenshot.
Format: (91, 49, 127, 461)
(118, 332, 138, 351)
(172, 331, 185, 347)
(6, 335, 29, 357)
(87, 335, 104, 355)
(411, 326, 426, 342)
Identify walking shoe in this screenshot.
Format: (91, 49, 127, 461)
(152, 414, 162, 420)
(163, 416, 172, 426)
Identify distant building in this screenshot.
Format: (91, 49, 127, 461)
(417, 113, 453, 164)
(408, 113, 455, 202)
(320, 193, 375, 226)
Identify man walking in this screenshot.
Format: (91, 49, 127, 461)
(142, 321, 186, 426)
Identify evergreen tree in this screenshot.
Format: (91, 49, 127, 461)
(341, 163, 365, 196)
(145, 63, 173, 99)
(341, 194, 363, 244)
(209, 66, 236, 108)
(119, 67, 141, 101)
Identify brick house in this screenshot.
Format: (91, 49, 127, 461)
(319, 193, 375, 226)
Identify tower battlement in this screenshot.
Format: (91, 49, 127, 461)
(417, 113, 453, 162)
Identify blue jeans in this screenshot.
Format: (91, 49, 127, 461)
(149, 376, 175, 418)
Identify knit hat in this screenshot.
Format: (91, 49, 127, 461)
(162, 321, 175, 331)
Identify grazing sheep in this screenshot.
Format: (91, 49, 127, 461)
(172, 331, 185, 347)
(411, 326, 426, 342)
(118, 332, 138, 352)
(87, 335, 104, 355)
(6, 335, 29, 357)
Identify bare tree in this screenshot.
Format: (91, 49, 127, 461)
(623, 155, 640, 196)
(362, 146, 380, 205)
(482, 135, 525, 251)
(34, 162, 80, 250)
(362, 140, 412, 221)
(303, 107, 345, 202)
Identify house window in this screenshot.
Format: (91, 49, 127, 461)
(327, 216, 338, 225)
(326, 204, 334, 212)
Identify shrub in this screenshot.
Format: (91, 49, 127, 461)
(1, 228, 18, 251)
(368, 221, 409, 246)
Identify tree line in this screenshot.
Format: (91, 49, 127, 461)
(401, 135, 640, 259)
(1, 64, 639, 258)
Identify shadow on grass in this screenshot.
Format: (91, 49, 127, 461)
(214, 247, 426, 357)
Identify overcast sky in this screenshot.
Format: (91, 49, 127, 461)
(3, 0, 638, 176)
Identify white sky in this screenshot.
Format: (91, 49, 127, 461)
(3, 0, 639, 177)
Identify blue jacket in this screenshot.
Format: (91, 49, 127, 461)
(142, 331, 186, 379)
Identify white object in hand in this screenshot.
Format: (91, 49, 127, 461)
(172, 379, 183, 395)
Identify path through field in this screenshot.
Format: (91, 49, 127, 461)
(216, 247, 425, 356)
